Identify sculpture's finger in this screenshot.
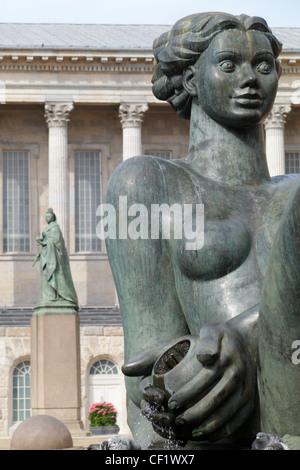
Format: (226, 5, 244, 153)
(142, 385, 168, 406)
(122, 352, 159, 377)
(141, 400, 161, 422)
(191, 392, 252, 441)
(174, 368, 240, 428)
(196, 324, 222, 365)
(141, 401, 175, 430)
(152, 422, 182, 443)
(168, 366, 219, 411)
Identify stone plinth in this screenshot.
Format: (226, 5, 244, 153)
(31, 309, 84, 435)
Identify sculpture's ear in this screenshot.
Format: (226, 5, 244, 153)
(182, 66, 198, 97)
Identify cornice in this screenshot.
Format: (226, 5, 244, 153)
(0, 50, 154, 73)
(279, 56, 300, 75)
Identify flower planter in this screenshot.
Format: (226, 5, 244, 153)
(89, 425, 120, 435)
(87, 402, 119, 435)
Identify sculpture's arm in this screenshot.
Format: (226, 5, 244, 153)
(258, 176, 300, 436)
(194, 304, 259, 372)
(36, 236, 47, 246)
(105, 156, 189, 407)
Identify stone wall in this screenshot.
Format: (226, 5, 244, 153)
(0, 324, 129, 437)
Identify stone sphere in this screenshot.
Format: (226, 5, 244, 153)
(11, 415, 73, 450)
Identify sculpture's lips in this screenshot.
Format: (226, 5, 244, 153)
(233, 93, 263, 108)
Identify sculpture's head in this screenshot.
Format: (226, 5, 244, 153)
(152, 12, 282, 127)
(46, 208, 56, 223)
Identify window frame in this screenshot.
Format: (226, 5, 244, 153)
(74, 150, 102, 253)
(0, 143, 39, 257)
(2, 150, 31, 253)
(285, 149, 300, 174)
(69, 144, 110, 257)
(89, 359, 119, 375)
(11, 360, 31, 425)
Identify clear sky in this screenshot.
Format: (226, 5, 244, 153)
(0, 0, 299, 27)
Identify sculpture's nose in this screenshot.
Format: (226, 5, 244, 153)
(239, 63, 259, 88)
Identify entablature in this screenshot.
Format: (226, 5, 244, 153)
(0, 49, 154, 73)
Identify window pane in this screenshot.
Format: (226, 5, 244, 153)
(285, 152, 300, 174)
(3, 151, 30, 252)
(74, 151, 102, 252)
(90, 359, 119, 375)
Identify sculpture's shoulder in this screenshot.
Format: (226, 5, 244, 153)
(271, 172, 300, 186)
(257, 174, 300, 225)
(46, 221, 64, 244)
(270, 173, 300, 203)
(105, 155, 184, 205)
(47, 221, 60, 234)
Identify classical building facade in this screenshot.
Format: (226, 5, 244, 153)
(0, 23, 299, 442)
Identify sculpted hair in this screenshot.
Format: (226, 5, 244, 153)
(152, 12, 282, 119)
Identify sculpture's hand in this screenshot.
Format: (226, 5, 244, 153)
(122, 336, 191, 445)
(36, 235, 44, 245)
(168, 323, 256, 442)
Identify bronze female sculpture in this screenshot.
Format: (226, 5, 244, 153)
(105, 12, 300, 449)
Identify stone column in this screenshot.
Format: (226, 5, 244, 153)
(118, 103, 148, 160)
(264, 104, 291, 177)
(116, 103, 148, 305)
(45, 102, 73, 248)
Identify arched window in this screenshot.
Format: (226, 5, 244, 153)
(12, 361, 31, 423)
(90, 359, 119, 375)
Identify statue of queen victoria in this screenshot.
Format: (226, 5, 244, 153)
(34, 208, 78, 312)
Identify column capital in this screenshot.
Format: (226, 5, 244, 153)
(118, 103, 148, 129)
(44, 102, 74, 128)
(264, 104, 292, 130)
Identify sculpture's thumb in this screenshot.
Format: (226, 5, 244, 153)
(196, 324, 221, 365)
(122, 336, 191, 377)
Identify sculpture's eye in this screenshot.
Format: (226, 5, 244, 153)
(219, 60, 235, 72)
(257, 62, 272, 74)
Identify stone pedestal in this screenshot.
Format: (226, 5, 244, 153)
(30, 309, 84, 436)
